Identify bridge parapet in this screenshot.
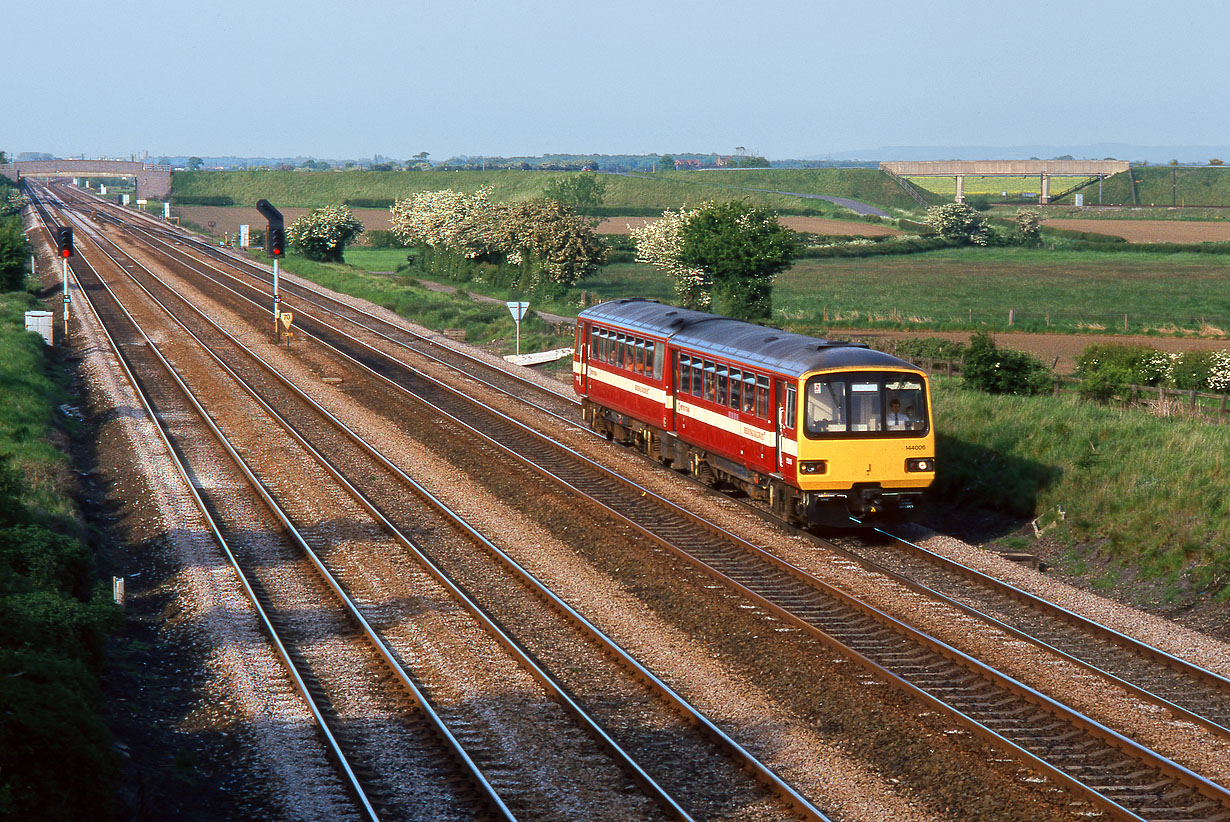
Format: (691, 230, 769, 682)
(3, 159, 172, 200)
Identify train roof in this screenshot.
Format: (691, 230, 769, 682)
(579, 299, 922, 376)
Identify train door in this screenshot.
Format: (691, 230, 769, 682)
(575, 322, 589, 394)
(775, 380, 798, 478)
(663, 344, 676, 431)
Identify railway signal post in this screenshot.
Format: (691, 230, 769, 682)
(56, 226, 73, 338)
(256, 200, 285, 339)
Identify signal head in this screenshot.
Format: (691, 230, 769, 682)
(56, 226, 74, 258)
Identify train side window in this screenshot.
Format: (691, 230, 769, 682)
(757, 376, 770, 418)
(650, 342, 663, 380)
(633, 340, 643, 374)
(703, 361, 716, 402)
(728, 368, 741, 409)
(784, 384, 797, 429)
(615, 334, 624, 368)
(676, 354, 688, 394)
(691, 359, 703, 396)
(743, 375, 757, 413)
(716, 366, 728, 407)
(598, 329, 608, 363)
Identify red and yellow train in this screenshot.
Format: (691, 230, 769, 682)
(573, 299, 935, 527)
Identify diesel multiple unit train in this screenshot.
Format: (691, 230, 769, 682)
(572, 299, 935, 527)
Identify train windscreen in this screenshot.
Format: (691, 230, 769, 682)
(803, 374, 928, 437)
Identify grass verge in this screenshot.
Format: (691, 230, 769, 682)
(933, 377, 1230, 603)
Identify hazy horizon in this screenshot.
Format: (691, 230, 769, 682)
(7, 1, 1228, 161)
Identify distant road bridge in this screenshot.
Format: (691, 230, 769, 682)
(0, 159, 172, 200)
(880, 159, 1130, 204)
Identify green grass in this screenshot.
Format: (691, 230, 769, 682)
(771, 247, 1230, 335)
(342, 246, 412, 272)
(933, 377, 1230, 601)
(0, 293, 78, 519)
(273, 252, 570, 355)
(170, 168, 930, 215)
(354, 243, 1230, 339)
(1051, 165, 1230, 208)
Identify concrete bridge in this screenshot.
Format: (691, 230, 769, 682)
(880, 159, 1130, 204)
(0, 159, 172, 200)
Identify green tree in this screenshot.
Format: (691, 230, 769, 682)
(926, 202, 991, 246)
(658, 154, 675, 171)
(542, 173, 606, 218)
(677, 200, 800, 321)
(286, 205, 364, 262)
(186, 156, 204, 171)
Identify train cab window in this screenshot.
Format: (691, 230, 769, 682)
(756, 376, 770, 418)
(806, 380, 848, 432)
(742, 375, 757, 413)
(886, 379, 927, 431)
(716, 366, 729, 406)
(849, 382, 882, 432)
(703, 362, 716, 402)
(805, 375, 928, 438)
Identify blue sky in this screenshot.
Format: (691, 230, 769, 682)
(5, 0, 1227, 160)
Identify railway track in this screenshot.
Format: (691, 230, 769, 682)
(32, 184, 834, 822)
(40, 183, 1230, 820)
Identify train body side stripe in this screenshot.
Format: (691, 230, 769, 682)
(586, 365, 668, 404)
(675, 400, 776, 447)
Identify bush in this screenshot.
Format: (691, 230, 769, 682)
(962, 332, 1052, 395)
(1077, 344, 1164, 385)
(1079, 366, 1131, 403)
(361, 229, 404, 248)
(1171, 351, 1215, 390)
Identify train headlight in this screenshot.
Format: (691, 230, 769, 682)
(798, 460, 827, 475)
(905, 458, 934, 473)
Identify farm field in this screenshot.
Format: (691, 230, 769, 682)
(1043, 218, 1230, 243)
(597, 215, 902, 237)
(773, 248, 1230, 337)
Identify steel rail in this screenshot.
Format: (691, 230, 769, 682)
(25, 193, 383, 822)
(217, 277, 1230, 820)
(43, 183, 1230, 817)
(38, 184, 824, 822)
(56, 185, 702, 822)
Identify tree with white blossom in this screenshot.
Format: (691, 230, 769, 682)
(286, 205, 364, 262)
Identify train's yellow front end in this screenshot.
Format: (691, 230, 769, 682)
(792, 368, 936, 525)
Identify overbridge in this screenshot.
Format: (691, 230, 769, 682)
(0, 159, 172, 200)
(880, 159, 1130, 205)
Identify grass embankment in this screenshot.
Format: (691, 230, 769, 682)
(1052, 165, 1230, 208)
(277, 252, 571, 356)
(0, 292, 121, 820)
(934, 377, 1230, 602)
(170, 168, 926, 215)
